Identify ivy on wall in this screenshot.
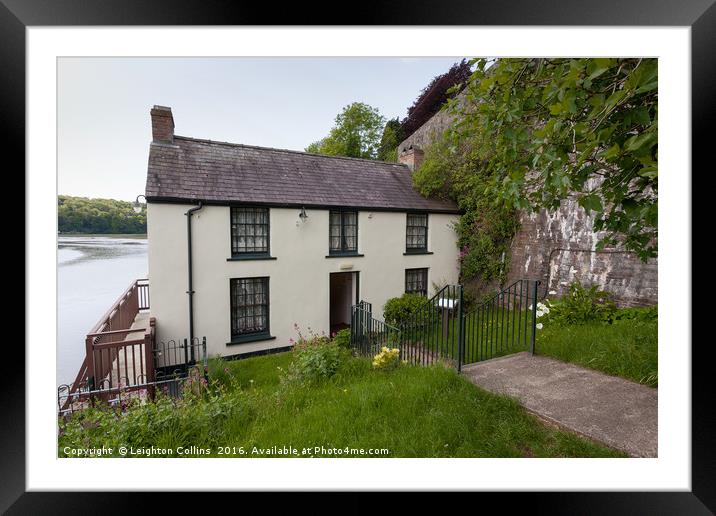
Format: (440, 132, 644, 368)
(413, 135, 520, 290)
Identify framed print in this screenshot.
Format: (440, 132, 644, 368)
(7, 0, 713, 512)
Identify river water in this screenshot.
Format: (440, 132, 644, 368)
(57, 235, 148, 387)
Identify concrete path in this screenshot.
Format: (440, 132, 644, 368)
(462, 352, 657, 457)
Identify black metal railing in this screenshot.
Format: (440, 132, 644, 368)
(461, 279, 541, 367)
(396, 284, 464, 367)
(350, 303, 400, 357)
(349, 279, 540, 372)
(153, 337, 207, 381)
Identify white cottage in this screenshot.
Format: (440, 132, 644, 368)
(144, 106, 460, 359)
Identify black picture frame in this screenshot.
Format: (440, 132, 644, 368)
(8, 0, 710, 512)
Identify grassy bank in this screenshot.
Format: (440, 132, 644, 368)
(59, 351, 624, 458)
(535, 318, 658, 387)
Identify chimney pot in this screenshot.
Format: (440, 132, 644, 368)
(151, 105, 174, 143)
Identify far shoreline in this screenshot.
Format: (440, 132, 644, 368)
(58, 233, 147, 238)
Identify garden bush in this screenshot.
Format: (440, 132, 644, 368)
(332, 328, 352, 349)
(383, 293, 427, 326)
(542, 282, 617, 325)
(293, 343, 342, 382)
(286, 326, 344, 383)
(607, 305, 658, 323)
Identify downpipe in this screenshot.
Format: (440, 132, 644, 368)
(185, 202, 203, 359)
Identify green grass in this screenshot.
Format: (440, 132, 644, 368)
(535, 319, 658, 387)
(364, 303, 657, 387)
(59, 351, 625, 458)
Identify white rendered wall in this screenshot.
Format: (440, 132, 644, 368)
(147, 203, 459, 358)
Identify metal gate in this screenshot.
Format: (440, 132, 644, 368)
(461, 279, 540, 368)
(349, 280, 541, 371)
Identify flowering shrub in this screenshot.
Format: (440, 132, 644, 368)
(293, 344, 342, 382)
(372, 347, 401, 371)
(534, 301, 550, 330)
(291, 323, 332, 350)
(286, 325, 344, 384)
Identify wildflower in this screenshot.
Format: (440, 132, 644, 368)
(536, 323, 543, 330)
(224, 367, 229, 374)
(549, 290, 557, 295)
(289, 338, 295, 344)
(331, 332, 336, 338)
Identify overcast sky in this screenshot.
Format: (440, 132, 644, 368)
(58, 57, 467, 201)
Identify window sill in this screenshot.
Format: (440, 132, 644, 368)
(403, 250, 433, 255)
(325, 253, 364, 258)
(227, 334, 276, 345)
(227, 255, 277, 261)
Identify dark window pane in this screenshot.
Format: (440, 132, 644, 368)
(406, 213, 428, 251)
(329, 211, 358, 253)
(230, 277, 269, 337)
(231, 207, 270, 255)
(405, 268, 428, 296)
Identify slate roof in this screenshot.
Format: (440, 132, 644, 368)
(145, 136, 459, 213)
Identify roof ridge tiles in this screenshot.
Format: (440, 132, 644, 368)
(172, 135, 410, 168)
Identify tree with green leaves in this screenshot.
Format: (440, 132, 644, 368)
(306, 102, 386, 160)
(376, 117, 404, 162)
(440, 58, 657, 260)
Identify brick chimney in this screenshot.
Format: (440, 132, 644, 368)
(398, 144, 425, 172)
(150, 105, 174, 143)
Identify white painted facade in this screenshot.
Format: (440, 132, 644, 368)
(147, 203, 459, 358)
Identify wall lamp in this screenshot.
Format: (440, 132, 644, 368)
(299, 206, 309, 223)
(133, 194, 147, 214)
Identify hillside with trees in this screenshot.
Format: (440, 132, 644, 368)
(58, 195, 146, 234)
